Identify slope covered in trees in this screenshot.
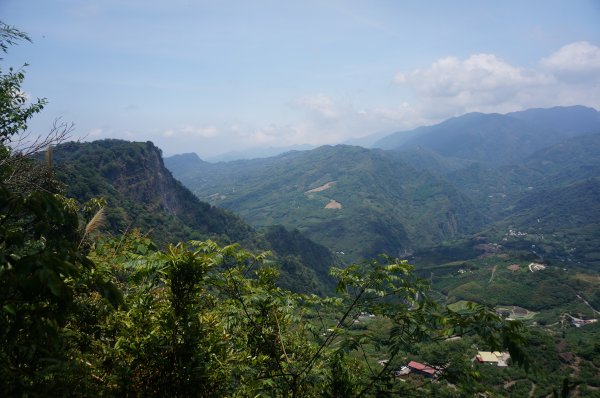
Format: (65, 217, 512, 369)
(50, 139, 339, 294)
(167, 106, 600, 271)
(0, 23, 533, 396)
(166, 145, 486, 261)
(0, 84, 529, 395)
(53, 139, 254, 245)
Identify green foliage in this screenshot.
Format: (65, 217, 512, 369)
(1, 205, 532, 396)
(262, 225, 338, 294)
(49, 139, 344, 294)
(0, 185, 121, 394)
(0, 66, 46, 144)
(51, 140, 255, 246)
(0, 21, 46, 144)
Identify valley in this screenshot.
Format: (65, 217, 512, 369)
(6, 103, 600, 395)
(166, 106, 600, 269)
(3, 5, 600, 395)
(161, 105, 600, 395)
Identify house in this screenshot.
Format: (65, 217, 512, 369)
(571, 317, 598, 327)
(407, 360, 438, 378)
(476, 351, 509, 367)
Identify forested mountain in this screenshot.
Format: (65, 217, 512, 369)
(167, 107, 600, 269)
(51, 139, 338, 293)
(53, 140, 254, 244)
(166, 145, 486, 261)
(206, 144, 315, 162)
(395, 134, 600, 268)
(508, 105, 600, 136)
(374, 105, 600, 166)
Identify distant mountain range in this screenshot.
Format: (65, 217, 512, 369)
(166, 106, 600, 267)
(204, 144, 315, 163)
(374, 105, 600, 165)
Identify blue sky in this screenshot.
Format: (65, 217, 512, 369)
(2, 0, 600, 157)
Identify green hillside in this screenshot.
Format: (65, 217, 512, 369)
(53, 140, 254, 245)
(389, 129, 600, 269)
(4, 16, 600, 396)
(166, 145, 486, 261)
(52, 139, 338, 294)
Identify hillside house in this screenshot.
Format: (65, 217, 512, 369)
(571, 318, 598, 327)
(475, 351, 509, 367)
(407, 360, 439, 378)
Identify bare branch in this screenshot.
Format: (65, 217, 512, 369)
(8, 117, 74, 158)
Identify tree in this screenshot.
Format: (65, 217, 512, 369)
(0, 22, 120, 395)
(0, 21, 72, 194)
(0, 21, 46, 147)
(83, 238, 527, 397)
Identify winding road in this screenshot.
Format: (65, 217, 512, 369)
(576, 294, 600, 315)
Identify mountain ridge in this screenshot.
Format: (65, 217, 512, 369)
(374, 105, 600, 165)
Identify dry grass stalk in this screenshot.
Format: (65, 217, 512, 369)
(85, 207, 106, 235)
(45, 145, 53, 167)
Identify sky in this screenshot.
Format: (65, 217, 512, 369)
(2, 0, 600, 158)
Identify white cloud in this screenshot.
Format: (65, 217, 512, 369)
(249, 124, 299, 145)
(394, 54, 551, 114)
(541, 41, 600, 81)
(278, 43, 600, 148)
(285, 94, 426, 146)
(164, 42, 600, 155)
(392, 43, 600, 119)
(98, 42, 600, 157)
(162, 125, 219, 138)
(370, 103, 427, 127)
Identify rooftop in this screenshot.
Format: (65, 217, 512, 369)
(407, 360, 437, 375)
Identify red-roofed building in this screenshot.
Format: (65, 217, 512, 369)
(407, 360, 438, 378)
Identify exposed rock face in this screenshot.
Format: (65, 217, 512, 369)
(53, 139, 253, 243)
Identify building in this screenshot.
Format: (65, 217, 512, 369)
(571, 317, 598, 327)
(407, 360, 439, 378)
(475, 351, 509, 367)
